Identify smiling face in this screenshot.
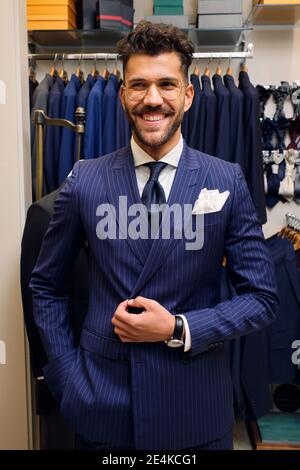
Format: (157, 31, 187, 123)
(120, 52, 194, 159)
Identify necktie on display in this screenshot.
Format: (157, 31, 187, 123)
(273, 84, 290, 121)
(266, 164, 281, 208)
(141, 162, 167, 235)
(279, 161, 295, 202)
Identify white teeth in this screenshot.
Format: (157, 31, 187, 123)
(142, 115, 165, 122)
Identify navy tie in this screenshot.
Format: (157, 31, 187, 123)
(141, 162, 167, 212)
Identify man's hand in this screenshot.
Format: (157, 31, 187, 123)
(112, 297, 176, 343)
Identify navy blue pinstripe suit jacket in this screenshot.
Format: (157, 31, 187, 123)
(30, 142, 278, 450)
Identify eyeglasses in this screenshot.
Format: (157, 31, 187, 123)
(122, 79, 187, 102)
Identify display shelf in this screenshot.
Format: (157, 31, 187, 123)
(249, 2, 300, 26)
(28, 27, 252, 54)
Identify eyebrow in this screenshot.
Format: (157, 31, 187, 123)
(127, 77, 179, 83)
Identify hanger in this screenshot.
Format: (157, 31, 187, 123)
(240, 56, 248, 73)
(91, 54, 99, 78)
(279, 214, 300, 250)
(226, 55, 233, 76)
(193, 57, 200, 77)
(215, 58, 222, 76)
(58, 53, 69, 84)
(50, 53, 58, 78)
(76, 54, 84, 84)
(204, 55, 212, 77)
(113, 55, 121, 80)
(101, 54, 110, 80)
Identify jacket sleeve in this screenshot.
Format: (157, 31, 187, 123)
(184, 164, 279, 357)
(29, 161, 86, 364)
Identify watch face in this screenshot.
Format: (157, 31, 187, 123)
(167, 339, 184, 348)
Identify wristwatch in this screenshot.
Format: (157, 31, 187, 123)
(165, 316, 184, 348)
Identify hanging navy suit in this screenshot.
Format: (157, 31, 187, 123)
(102, 74, 120, 155)
(188, 73, 205, 152)
(212, 74, 231, 163)
(84, 76, 106, 159)
(44, 76, 64, 193)
(239, 71, 267, 225)
(58, 74, 81, 184)
(266, 237, 300, 384)
(74, 73, 96, 161)
(201, 74, 217, 156)
(224, 74, 246, 175)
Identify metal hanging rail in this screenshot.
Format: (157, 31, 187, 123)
(28, 44, 254, 61)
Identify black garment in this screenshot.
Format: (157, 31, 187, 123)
(21, 187, 89, 448)
(239, 71, 266, 225)
(29, 78, 39, 111)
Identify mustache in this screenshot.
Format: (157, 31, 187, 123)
(132, 106, 174, 115)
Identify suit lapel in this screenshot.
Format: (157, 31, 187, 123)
(104, 145, 150, 266)
(130, 143, 211, 298)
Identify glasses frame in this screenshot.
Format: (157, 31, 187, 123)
(122, 79, 188, 102)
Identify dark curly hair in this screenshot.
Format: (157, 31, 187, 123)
(116, 21, 194, 81)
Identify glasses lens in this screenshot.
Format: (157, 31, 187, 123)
(126, 80, 182, 101)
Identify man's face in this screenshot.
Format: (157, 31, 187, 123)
(120, 52, 194, 149)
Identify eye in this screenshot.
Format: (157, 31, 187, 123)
(130, 82, 148, 90)
(159, 81, 178, 90)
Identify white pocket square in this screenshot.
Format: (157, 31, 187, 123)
(192, 188, 230, 215)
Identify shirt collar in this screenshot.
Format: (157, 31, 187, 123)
(131, 134, 183, 168)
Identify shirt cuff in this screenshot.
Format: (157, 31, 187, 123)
(178, 315, 191, 352)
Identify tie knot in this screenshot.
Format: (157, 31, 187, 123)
(146, 162, 167, 182)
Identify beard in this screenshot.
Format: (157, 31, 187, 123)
(124, 105, 184, 148)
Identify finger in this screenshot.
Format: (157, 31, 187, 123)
(113, 324, 133, 336)
(114, 326, 131, 337)
(127, 296, 154, 309)
(117, 334, 136, 343)
(113, 308, 132, 324)
(115, 299, 129, 312)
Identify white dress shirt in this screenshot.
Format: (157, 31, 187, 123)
(130, 135, 192, 352)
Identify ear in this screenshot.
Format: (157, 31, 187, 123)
(184, 83, 194, 113)
(119, 86, 126, 111)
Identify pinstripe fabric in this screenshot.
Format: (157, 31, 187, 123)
(30, 142, 278, 450)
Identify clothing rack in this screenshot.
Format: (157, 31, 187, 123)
(28, 44, 254, 62)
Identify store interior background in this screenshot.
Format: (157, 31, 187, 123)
(0, 0, 299, 449)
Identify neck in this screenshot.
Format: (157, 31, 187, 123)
(132, 129, 181, 161)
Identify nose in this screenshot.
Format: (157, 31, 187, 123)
(143, 83, 164, 106)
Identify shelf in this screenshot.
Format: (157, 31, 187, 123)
(28, 27, 252, 54)
(250, 3, 300, 26)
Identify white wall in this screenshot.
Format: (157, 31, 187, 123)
(0, 0, 31, 449)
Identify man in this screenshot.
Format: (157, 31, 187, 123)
(30, 22, 278, 451)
